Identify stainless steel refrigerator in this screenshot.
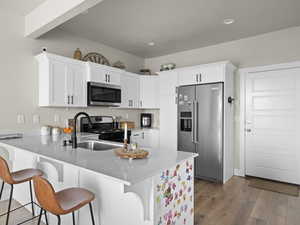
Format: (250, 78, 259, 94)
(178, 82, 223, 182)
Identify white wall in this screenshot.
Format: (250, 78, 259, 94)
(0, 8, 145, 132)
(145, 26, 300, 169)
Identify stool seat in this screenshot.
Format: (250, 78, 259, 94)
(56, 188, 95, 214)
(11, 169, 43, 184)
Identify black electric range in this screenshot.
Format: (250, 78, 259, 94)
(80, 116, 131, 143)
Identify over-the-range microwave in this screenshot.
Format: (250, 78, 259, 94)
(87, 82, 121, 106)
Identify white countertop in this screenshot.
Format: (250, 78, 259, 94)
(0, 133, 197, 186)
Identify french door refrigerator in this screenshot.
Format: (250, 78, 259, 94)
(178, 82, 224, 182)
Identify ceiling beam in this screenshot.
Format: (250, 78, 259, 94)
(25, 0, 104, 38)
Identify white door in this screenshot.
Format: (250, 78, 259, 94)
(159, 71, 178, 152)
(140, 76, 159, 109)
(245, 68, 300, 184)
(68, 64, 87, 107)
(50, 60, 68, 106)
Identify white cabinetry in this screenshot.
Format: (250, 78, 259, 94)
(139, 76, 159, 109)
(86, 62, 121, 85)
(178, 63, 224, 85)
(120, 72, 140, 108)
(131, 129, 159, 149)
(36, 53, 87, 107)
(158, 71, 178, 152)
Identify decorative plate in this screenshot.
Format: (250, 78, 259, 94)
(82, 52, 110, 66)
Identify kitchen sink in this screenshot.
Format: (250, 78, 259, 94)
(77, 140, 123, 151)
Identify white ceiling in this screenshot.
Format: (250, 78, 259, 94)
(0, 0, 45, 15)
(58, 0, 300, 58)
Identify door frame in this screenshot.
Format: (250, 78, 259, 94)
(238, 61, 300, 177)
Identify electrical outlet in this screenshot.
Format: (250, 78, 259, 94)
(17, 114, 25, 124)
(33, 114, 40, 124)
(54, 114, 60, 123)
(125, 113, 129, 119)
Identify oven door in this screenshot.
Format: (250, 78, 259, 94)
(88, 82, 121, 106)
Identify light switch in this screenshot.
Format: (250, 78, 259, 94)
(33, 114, 40, 124)
(17, 114, 25, 124)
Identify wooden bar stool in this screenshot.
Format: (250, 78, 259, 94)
(33, 176, 96, 225)
(0, 156, 44, 225)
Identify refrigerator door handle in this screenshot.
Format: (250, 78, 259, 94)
(192, 101, 195, 143)
(195, 101, 199, 143)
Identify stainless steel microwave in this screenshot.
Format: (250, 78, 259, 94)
(87, 82, 121, 106)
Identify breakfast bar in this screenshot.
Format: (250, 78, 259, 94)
(0, 134, 197, 225)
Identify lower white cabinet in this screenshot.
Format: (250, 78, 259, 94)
(131, 129, 159, 149)
(36, 53, 87, 107)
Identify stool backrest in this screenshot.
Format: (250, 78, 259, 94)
(0, 156, 14, 184)
(33, 176, 64, 215)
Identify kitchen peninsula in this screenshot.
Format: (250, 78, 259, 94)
(0, 133, 197, 225)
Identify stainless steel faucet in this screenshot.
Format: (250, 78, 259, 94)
(71, 112, 93, 149)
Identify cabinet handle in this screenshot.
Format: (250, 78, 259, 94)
(196, 74, 198, 83)
(71, 96, 74, 104)
(67, 96, 70, 104)
(140, 101, 142, 107)
(142, 132, 144, 139)
(199, 73, 202, 82)
(105, 74, 108, 82)
(108, 75, 111, 83)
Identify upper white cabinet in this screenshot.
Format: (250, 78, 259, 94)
(36, 53, 87, 107)
(120, 72, 140, 108)
(86, 62, 121, 85)
(178, 63, 224, 86)
(139, 76, 159, 109)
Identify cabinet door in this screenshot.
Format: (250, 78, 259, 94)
(87, 63, 106, 83)
(120, 73, 140, 108)
(68, 64, 87, 107)
(178, 69, 198, 86)
(198, 65, 224, 83)
(178, 66, 225, 86)
(140, 76, 159, 109)
(49, 60, 68, 106)
(105, 69, 121, 85)
(159, 71, 178, 152)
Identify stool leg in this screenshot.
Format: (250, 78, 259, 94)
(57, 215, 61, 225)
(72, 212, 76, 225)
(44, 211, 49, 225)
(29, 180, 35, 216)
(0, 181, 4, 200)
(5, 184, 13, 225)
(89, 203, 96, 225)
(37, 208, 43, 225)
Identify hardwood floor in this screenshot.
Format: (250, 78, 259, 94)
(195, 176, 300, 225)
(0, 176, 299, 225)
(0, 200, 46, 225)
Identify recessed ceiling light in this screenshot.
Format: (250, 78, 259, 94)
(148, 42, 155, 46)
(223, 19, 235, 25)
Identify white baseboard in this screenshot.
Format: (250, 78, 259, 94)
(234, 169, 245, 177)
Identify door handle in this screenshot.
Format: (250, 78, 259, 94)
(245, 129, 252, 132)
(195, 101, 199, 143)
(192, 101, 195, 143)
